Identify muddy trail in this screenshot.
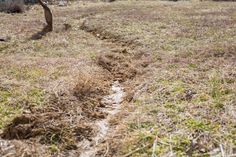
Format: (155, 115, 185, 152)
(0, 12, 152, 157)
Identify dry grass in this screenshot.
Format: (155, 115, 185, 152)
(0, 1, 235, 156)
(0, 3, 114, 155)
(76, 1, 236, 156)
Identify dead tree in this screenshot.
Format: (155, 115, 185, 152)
(38, 0, 53, 31)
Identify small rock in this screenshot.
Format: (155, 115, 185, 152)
(58, 0, 67, 7)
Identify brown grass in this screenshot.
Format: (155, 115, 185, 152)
(0, 1, 235, 156)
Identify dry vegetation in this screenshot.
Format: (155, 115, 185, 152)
(0, 1, 235, 156)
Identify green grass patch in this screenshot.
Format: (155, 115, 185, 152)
(0, 44, 9, 52)
(0, 104, 22, 129)
(185, 118, 219, 132)
(0, 86, 47, 129)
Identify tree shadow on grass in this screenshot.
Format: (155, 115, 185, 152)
(30, 25, 52, 40)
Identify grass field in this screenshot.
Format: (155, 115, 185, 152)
(0, 1, 235, 156)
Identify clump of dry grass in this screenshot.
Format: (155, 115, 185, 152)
(73, 71, 111, 119)
(73, 72, 109, 101)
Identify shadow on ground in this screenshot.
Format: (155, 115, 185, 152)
(30, 25, 52, 40)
